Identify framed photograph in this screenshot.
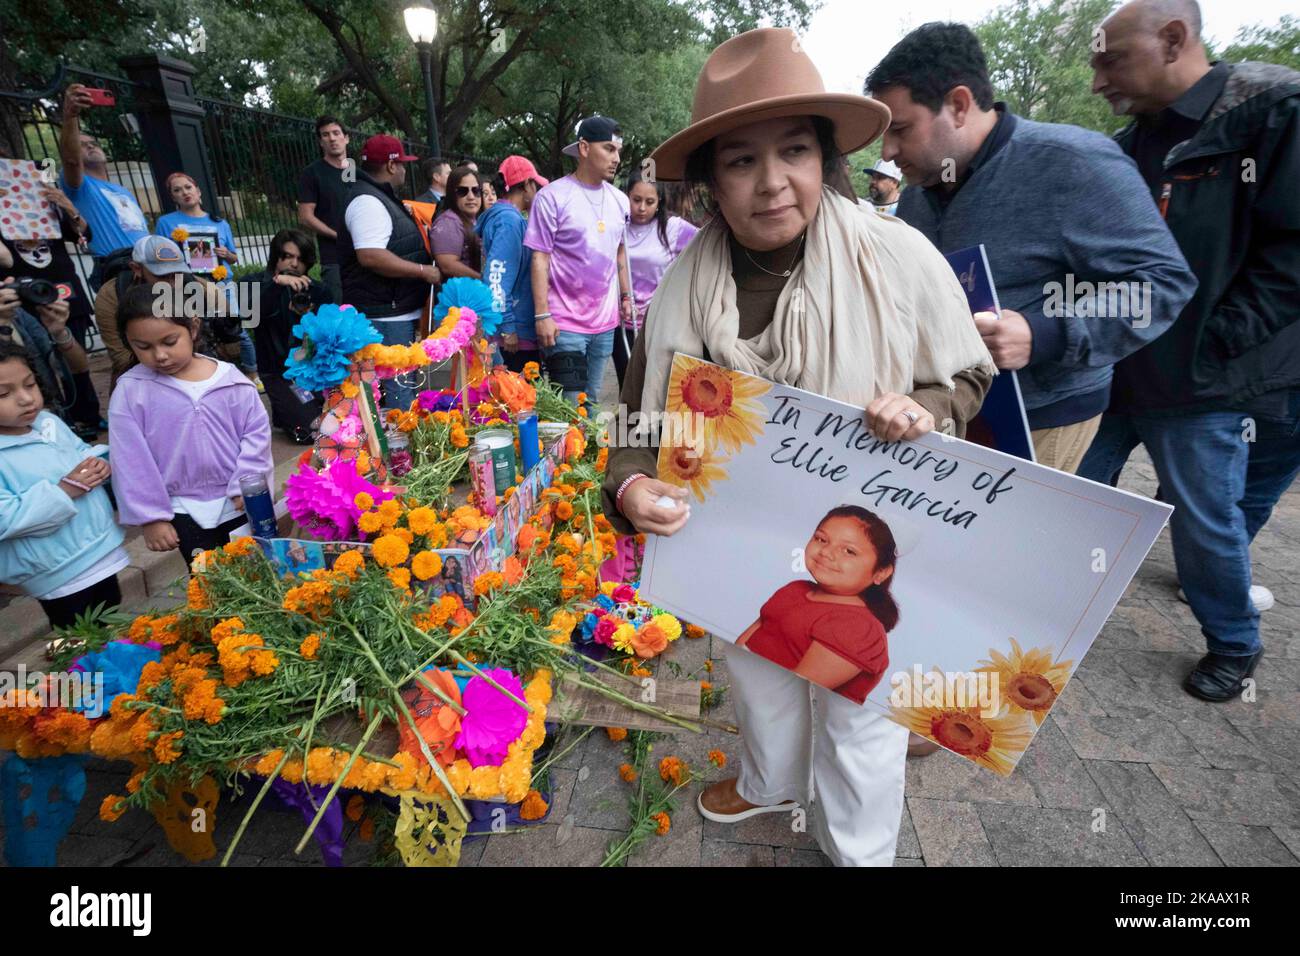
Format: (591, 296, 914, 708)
(182, 229, 220, 273)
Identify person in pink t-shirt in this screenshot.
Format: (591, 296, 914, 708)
(616, 166, 699, 389)
(525, 115, 635, 405)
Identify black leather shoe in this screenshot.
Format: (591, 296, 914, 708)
(1183, 649, 1264, 702)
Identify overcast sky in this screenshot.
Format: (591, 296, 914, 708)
(800, 0, 1295, 95)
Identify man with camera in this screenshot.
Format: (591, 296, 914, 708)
(0, 276, 87, 426)
(255, 228, 333, 443)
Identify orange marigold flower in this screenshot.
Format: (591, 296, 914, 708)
(704, 660, 713, 673)
(333, 549, 365, 578)
(618, 763, 637, 783)
(700, 681, 713, 693)
(605, 726, 627, 742)
(473, 571, 505, 596)
(450, 427, 470, 448)
(345, 794, 366, 822)
(372, 534, 410, 567)
(658, 756, 688, 787)
(406, 506, 438, 536)
(684, 624, 707, 639)
(353, 491, 375, 511)
(299, 633, 323, 659)
(411, 550, 443, 581)
(554, 500, 574, 521)
(154, 731, 183, 765)
(186, 576, 209, 610)
(99, 794, 127, 822)
(392, 527, 415, 545)
(388, 567, 412, 592)
(223, 536, 259, 557)
(358, 512, 384, 534)
(708, 749, 727, 768)
(522, 361, 540, 382)
(519, 789, 549, 821)
(652, 811, 671, 836)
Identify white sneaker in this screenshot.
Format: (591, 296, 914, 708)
(1177, 585, 1274, 613)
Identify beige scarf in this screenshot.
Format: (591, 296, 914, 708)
(639, 187, 994, 414)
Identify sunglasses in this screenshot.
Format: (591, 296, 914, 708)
(454, 185, 482, 198)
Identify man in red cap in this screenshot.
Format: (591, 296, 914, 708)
(337, 134, 439, 409)
(477, 156, 549, 374)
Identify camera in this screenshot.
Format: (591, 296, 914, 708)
(289, 290, 313, 314)
(15, 277, 59, 309)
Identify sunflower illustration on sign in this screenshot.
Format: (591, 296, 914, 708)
(665, 355, 770, 452)
(974, 638, 1073, 727)
(889, 668, 1035, 776)
(658, 441, 730, 502)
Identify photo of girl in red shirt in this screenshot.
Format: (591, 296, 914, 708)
(736, 505, 899, 704)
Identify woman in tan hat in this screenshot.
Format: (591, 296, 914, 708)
(601, 27, 996, 866)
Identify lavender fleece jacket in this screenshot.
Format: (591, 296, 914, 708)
(107, 360, 273, 526)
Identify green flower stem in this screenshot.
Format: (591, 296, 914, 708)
(344, 622, 469, 821)
(447, 650, 531, 712)
(415, 671, 467, 716)
(221, 745, 292, 867)
(294, 711, 382, 856)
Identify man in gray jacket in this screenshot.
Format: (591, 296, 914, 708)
(866, 22, 1197, 473)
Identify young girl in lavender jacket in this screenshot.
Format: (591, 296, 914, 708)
(107, 284, 273, 566)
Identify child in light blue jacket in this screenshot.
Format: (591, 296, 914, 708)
(0, 342, 127, 629)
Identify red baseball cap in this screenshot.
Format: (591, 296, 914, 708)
(359, 134, 419, 164)
(499, 155, 549, 191)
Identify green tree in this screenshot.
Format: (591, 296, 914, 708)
(974, 0, 1124, 135)
(1220, 15, 1300, 71)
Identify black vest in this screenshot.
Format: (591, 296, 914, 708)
(337, 171, 431, 319)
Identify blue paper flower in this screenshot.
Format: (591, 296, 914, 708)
(434, 277, 503, 337)
(579, 612, 601, 643)
(594, 595, 615, 612)
(284, 304, 383, 391)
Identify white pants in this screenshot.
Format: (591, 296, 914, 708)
(724, 640, 908, 866)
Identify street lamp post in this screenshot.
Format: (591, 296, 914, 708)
(404, 2, 440, 160)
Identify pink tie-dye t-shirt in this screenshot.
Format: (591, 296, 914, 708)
(624, 215, 698, 329)
(523, 175, 630, 335)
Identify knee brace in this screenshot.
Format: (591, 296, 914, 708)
(544, 350, 587, 395)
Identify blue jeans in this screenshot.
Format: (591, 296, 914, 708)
(376, 318, 419, 410)
(1078, 394, 1300, 656)
(542, 328, 614, 404)
(238, 328, 257, 372)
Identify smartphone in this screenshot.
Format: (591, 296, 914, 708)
(83, 87, 116, 108)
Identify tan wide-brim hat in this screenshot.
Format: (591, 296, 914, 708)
(650, 27, 891, 181)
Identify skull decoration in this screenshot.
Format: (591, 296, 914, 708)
(150, 774, 219, 862)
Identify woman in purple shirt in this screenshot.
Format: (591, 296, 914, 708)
(430, 166, 484, 280)
(616, 167, 698, 389)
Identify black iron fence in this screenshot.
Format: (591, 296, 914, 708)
(3, 57, 503, 348)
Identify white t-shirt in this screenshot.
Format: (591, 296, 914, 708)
(344, 194, 426, 325)
(169, 360, 244, 529)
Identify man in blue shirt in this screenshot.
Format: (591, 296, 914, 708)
(477, 155, 548, 373)
(57, 84, 151, 289)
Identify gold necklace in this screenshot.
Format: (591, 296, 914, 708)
(743, 231, 806, 277)
(579, 181, 608, 233)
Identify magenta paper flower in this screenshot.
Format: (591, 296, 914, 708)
(594, 616, 619, 648)
(455, 668, 528, 767)
(611, 584, 637, 604)
(284, 459, 394, 540)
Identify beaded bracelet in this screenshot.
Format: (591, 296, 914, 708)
(615, 473, 650, 514)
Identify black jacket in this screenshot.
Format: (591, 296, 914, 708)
(337, 171, 431, 319)
(1110, 61, 1300, 413)
(252, 273, 333, 376)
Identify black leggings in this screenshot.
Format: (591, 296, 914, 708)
(172, 513, 250, 569)
(39, 574, 122, 630)
(612, 326, 638, 393)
